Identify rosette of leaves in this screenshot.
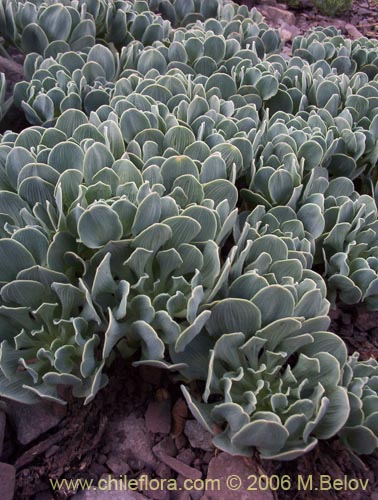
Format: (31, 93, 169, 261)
(338, 353, 378, 455)
(0, 0, 98, 56)
(304, 72, 378, 127)
(247, 109, 377, 189)
(240, 114, 329, 208)
(235, 205, 316, 270)
(173, 6, 280, 57)
(119, 24, 279, 79)
(104, 0, 171, 48)
(321, 191, 378, 309)
(0, 117, 239, 403)
(112, 74, 377, 184)
(0, 0, 171, 55)
(171, 229, 348, 459)
(91, 90, 251, 180)
(181, 326, 349, 459)
(292, 27, 378, 78)
(148, 0, 220, 28)
(147, 0, 273, 42)
(14, 45, 119, 125)
(0, 105, 243, 204)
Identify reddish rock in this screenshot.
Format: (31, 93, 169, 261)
(158, 453, 202, 480)
(184, 420, 214, 452)
(153, 436, 177, 458)
(176, 448, 195, 466)
(260, 6, 296, 26)
(88, 463, 108, 477)
(145, 400, 171, 435)
(106, 415, 157, 469)
(203, 453, 274, 500)
(345, 23, 364, 39)
(155, 462, 173, 479)
(7, 401, 66, 445)
(106, 456, 130, 475)
(0, 462, 15, 500)
(280, 22, 301, 41)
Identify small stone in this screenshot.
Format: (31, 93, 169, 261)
(204, 453, 274, 500)
(128, 459, 145, 472)
(260, 6, 296, 26)
(280, 22, 300, 40)
(7, 401, 66, 445)
(184, 421, 214, 452)
(175, 434, 188, 450)
(155, 462, 173, 479)
(153, 436, 177, 458)
(106, 456, 130, 475)
(329, 19, 346, 30)
(106, 415, 157, 469)
(345, 23, 363, 40)
(276, 2, 288, 7)
(0, 462, 15, 500)
(176, 449, 195, 466)
(146, 400, 171, 435)
(176, 475, 203, 500)
(88, 463, 108, 477)
(0, 411, 6, 457)
(158, 453, 202, 481)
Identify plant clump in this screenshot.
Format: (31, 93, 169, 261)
(0, 0, 376, 462)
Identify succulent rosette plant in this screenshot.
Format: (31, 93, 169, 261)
(321, 192, 378, 309)
(0, 0, 98, 56)
(173, 215, 349, 460)
(0, 108, 240, 404)
(0, 0, 172, 56)
(14, 44, 119, 125)
(338, 353, 378, 455)
(292, 27, 378, 78)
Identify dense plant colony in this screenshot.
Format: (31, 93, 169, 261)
(0, 0, 377, 461)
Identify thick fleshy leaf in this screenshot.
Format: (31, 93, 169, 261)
(206, 299, 261, 337)
(78, 205, 123, 248)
